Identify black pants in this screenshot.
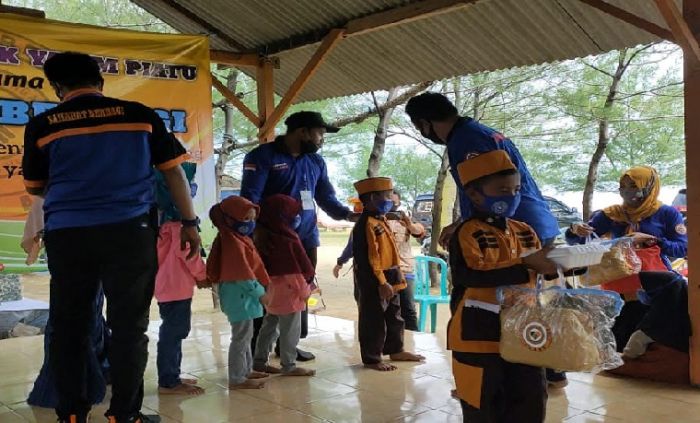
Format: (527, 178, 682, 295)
(251, 246, 316, 354)
(357, 273, 405, 364)
(455, 352, 547, 423)
(45, 214, 157, 421)
(354, 275, 418, 332)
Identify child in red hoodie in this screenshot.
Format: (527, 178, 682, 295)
(252, 194, 315, 376)
(205, 196, 271, 389)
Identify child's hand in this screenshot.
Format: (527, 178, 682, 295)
(378, 283, 394, 300)
(259, 293, 270, 307)
(333, 264, 342, 278)
(522, 245, 558, 275)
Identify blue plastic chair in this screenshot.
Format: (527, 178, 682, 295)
(413, 255, 450, 333)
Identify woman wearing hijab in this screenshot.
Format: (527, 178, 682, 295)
(566, 166, 687, 349)
(203, 196, 271, 389)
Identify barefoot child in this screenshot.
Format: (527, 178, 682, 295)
(448, 150, 557, 421)
(154, 163, 206, 395)
(253, 194, 316, 377)
(352, 177, 425, 371)
(205, 196, 271, 389)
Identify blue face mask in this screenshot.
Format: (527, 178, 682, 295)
(481, 191, 521, 217)
(231, 220, 256, 236)
(189, 182, 198, 198)
(292, 215, 302, 229)
(374, 199, 394, 215)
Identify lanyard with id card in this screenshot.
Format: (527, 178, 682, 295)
(300, 190, 315, 211)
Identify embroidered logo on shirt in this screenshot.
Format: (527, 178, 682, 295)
(676, 223, 687, 235)
(272, 163, 289, 171)
(465, 151, 481, 160)
(243, 164, 256, 171)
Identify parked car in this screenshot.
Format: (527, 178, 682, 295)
(412, 194, 434, 236)
(544, 196, 581, 228)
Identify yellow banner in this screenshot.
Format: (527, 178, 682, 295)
(0, 13, 212, 221)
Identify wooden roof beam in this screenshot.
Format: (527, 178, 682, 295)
(654, 0, 700, 69)
(258, 0, 479, 55)
(346, 0, 479, 37)
(0, 4, 46, 18)
(210, 50, 280, 68)
(211, 77, 260, 127)
(577, 0, 674, 41)
(258, 29, 345, 138)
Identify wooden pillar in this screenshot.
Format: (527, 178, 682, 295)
(684, 0, 700, 386)
(257, 59, 275, 142)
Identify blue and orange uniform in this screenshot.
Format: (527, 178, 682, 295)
(448, 151, 547, 422)
(446, 117, 560, 243)
(22, 87, 187, 422)
(23, 88, 187, 229)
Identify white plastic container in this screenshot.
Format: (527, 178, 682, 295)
(547, 244, 609, 269)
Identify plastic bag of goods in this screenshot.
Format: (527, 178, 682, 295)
(581, 238, 641, 287)
(497, 284, 623, 373)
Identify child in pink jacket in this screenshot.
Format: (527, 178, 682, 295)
(252, 194, 315, 376)
(154, 164, 207, 395)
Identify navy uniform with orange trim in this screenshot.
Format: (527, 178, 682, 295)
(21, 52, 191, 423)
(448, 151, 547, 422)
(22, 88, 187, 230)
(352, 177, 408, 366)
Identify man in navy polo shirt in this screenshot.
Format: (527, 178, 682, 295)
(241, 111, 353, 361)
(22, 52, 199, 423)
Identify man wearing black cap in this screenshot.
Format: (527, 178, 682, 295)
(241, 111, 354, 361)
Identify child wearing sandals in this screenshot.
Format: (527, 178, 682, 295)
(204, 196, 271, 389)
(253, 194, 316, 377)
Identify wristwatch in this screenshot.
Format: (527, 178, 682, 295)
(181, 217, 200, 227)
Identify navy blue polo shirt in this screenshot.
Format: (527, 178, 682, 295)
(22, 89, 188, 230)
(240, 136, 350, 249)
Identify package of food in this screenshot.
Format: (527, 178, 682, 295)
(0, 274, 22, 303)
(547, 243, 609, 269)
(498, 284, 623, 373)
(581, 238, 641, 287)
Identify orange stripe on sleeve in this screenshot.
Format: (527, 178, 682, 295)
(36, 123, 153, 148)
(23, 179, 46, 188)
(156, 154, 190, 171)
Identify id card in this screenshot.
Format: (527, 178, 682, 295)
(300, 190, 315, 210)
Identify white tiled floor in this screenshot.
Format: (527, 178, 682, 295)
(2, 310, 700, 422)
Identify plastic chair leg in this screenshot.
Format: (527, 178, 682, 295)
(418, 301, 428, 332)
(430, 303, 438, 333)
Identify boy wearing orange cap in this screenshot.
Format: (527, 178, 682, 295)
(352, 177, 425, 371)
(448, 150, 558, 421)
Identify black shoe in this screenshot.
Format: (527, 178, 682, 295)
(296, 348, 315, 362)
(106, 413, 161, 423)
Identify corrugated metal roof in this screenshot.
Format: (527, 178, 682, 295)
(131, 0, 678, 102)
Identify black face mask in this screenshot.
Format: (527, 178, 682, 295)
(301, 139, 320, 154)
(421, 122, 445, 145)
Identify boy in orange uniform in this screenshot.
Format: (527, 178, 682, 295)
(448, 151, 557, 422)
(352, 177, 425, 371)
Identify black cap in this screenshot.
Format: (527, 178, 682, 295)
(284, 111, 340, 133)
